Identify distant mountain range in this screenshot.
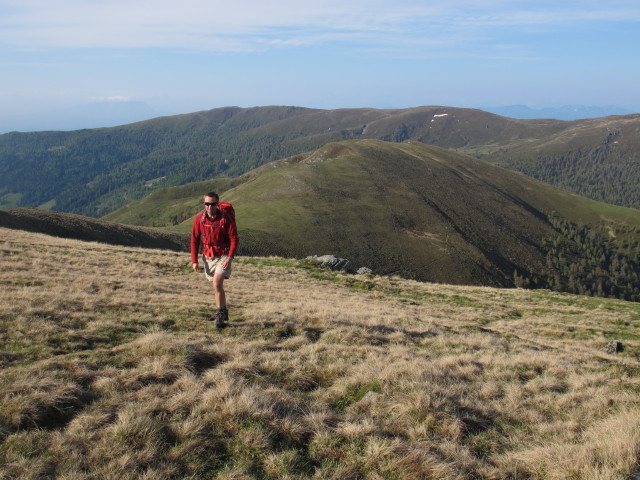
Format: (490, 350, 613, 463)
(483, 105, 636, 121)
(2, 103, 635, 134)
(2, 105, 640, 216)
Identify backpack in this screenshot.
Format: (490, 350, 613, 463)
(217, 202, 235, 223)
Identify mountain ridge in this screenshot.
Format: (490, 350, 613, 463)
(105, 139, 640, 299)
(483, 104, 635, 121)
(0, 208, 187, 252)
(3, 105, 640, 215)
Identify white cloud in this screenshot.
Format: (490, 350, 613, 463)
(0, 0, 638, 52)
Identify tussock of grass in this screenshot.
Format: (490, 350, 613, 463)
(1, 226, 640, 479)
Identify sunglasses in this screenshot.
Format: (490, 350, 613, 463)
(204, 202, 218, 207)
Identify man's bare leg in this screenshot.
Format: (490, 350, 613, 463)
(212, 273, 226, 308)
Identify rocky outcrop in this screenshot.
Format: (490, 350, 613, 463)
(306, 255, 351, 272)
(306, 255, 373, 275)
(603, 340, 624, 354)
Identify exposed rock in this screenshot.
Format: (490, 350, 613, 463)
(356, 267, 373, 275)
(603, 340, 624, 354)
(399, 299, 419, 306)
(306, 255, 351, 272)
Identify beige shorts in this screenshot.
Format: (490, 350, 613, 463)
(202, 254, 232, 281)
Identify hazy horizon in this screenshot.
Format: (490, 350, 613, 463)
(1, 0, 639, 131)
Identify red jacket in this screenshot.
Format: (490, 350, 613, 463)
(190, 206, 238, 263)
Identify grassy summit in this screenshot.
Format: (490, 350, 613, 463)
(106, 139, 640, 297)
(1, 227, 639, 479)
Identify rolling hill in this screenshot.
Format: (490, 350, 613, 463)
(2, 105, 640, 216)
(105, 139, 640, 300)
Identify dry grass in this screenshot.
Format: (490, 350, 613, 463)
(1, 226, 639, 479)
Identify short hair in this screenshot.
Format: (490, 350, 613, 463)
(203, 191, 219, 201)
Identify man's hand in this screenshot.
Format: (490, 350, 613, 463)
(192, 262, 199, 272)
(222, 257, 233, 270)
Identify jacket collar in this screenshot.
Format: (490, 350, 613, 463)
(203, 208, 221, 222)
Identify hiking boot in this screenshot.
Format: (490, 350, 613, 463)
(215, 310, 226, 328)
(209, 309, 226, 328)
(221, 306, 229, 323)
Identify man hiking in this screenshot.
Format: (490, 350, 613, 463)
(190, 192, 238, 328)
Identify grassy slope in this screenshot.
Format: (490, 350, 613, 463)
(1, 227, 639, 479)
(0, 208, 188, 251)
(101, 177, 242, 228)
(3, 105, 640, 215)
(105, 139, 640, 287)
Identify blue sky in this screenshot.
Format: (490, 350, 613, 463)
(1, 0, 639, 119)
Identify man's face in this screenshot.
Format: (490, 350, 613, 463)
(203, 196, 218, 214)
